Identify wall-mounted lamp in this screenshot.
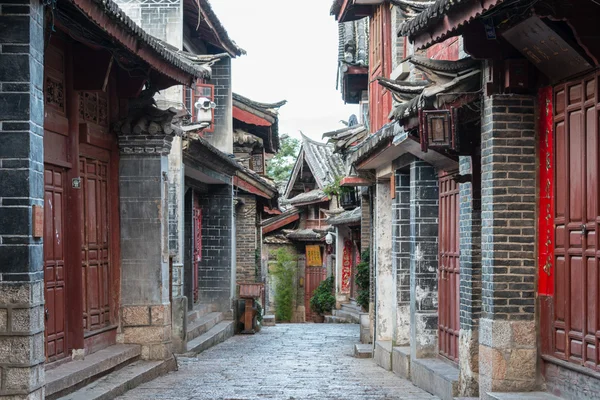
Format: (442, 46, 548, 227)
(325, 231, 337, 245)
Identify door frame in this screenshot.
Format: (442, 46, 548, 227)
(438, 170, 461, 363)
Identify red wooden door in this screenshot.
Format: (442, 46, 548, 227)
(305, 265, 327, 321)
(44, 165, 68, 362)
(438, 172, 460, 362)
(553, 73, 600, 369)
(193, 195, 202, 303)
(81, 156, 112, 332)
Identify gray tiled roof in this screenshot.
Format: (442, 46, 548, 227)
(80, 0, 211, 79)
(285, 189, 329, 206)
(327, 207, 361, 225)
(301, 134, 346, 189)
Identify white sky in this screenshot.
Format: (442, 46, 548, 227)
(209, 0, 359, 142)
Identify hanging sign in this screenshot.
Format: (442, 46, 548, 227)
(306, 245, 322, 267)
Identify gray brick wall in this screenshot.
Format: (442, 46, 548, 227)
(115, 0, 182, 48)
(459, 156, 482, 330)
(390, 6, 405, 70)
(480, 94, 536, 321)
(235, 193, 258, 283)
(393, 172, 410, 345)
(0, 0, 46, 395)
(409, 161, 439, 359)
(204, 57, 233, 153)
(197, 184, 234, 311)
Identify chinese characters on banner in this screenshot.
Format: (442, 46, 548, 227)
(341, 241, 352, 293)
(306, 245, 322, 267)
(538, 86, 554, 296)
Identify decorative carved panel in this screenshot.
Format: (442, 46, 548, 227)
(45, 76, 65, 111)
(79, 92, 109, 127)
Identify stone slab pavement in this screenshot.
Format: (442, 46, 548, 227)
(117, 324, 440, 400)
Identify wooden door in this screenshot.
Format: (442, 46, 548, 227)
(553, 73, 600, 369)
(438, 172, 460, 362)
(193, 195, 202, 304)
(305, 265, 327, 322)
(44, 165, 68, 362)
(81, 156, 112, 332)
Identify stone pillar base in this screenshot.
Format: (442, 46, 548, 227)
(411, 312, 437, 359)
(170, 296, 187, 354)
(119, 304, 172, 360)
(479, 318, 537, 397)
(459, 329, 479, 397)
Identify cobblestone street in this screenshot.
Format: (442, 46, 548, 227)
(117, 324, 439, 400)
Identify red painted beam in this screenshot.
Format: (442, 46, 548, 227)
(234, 176, 273, 199)
(233, 106, 271, 127)
(340, 176, 372, 187)
(262, 213, 300, 235)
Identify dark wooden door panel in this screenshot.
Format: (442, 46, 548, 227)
(552, 71, 600, 370)
(44, 165, 68, 362)
(438, 172, 460, 362)
(81, 156, 112, 332)
(305, 264, 326, 322)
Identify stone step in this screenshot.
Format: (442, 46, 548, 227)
(332, 309, 359, 323)
(262, 314, 276, 326)
(187, 303, 215, 325)
(487, 392, 564, 400)
(411, 357, 459, 400)
(186, 311, 223, 342)
(46, 344, 141, 400)
(392, 346, 411, 379)
(354, 343, 373, 358)
(374, 341, 393, 371)
(341, 302, 362, 314)
(56, 358, 175, 400)
(183, 320, 234, 355)
(324, 315, 352, 323)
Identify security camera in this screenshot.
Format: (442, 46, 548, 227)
(194, 97, 216, 124)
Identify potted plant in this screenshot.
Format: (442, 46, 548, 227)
(310, 276, 336, 323)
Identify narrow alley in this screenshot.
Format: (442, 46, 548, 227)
(117, 325, 438, 400)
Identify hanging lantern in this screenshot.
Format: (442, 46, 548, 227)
(420, 109, 457, 152)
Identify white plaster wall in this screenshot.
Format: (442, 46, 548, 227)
(375, 180, 395, 341)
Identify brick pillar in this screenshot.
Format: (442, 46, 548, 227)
(409, 161, 439, 359)
(196, 185, 234, 312)
(235, 194, 258, 283)
(375, 180, 394, 342)
(0, 1, 45, 398)
(393, 172, 410, 345)
(458, 155, 482, 397)
(118, 133, 173, 360)
(479, 94, 537, 397)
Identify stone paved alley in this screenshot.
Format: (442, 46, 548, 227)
(117, 324, 439, 400)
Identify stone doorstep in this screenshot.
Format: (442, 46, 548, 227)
(340, 302, 362, 314)
(392, 346, 410, 379)
(262, 315, 275, 326)
(56, 358, 176, 400)
(332, 309, 360, 323)
(182, 320, 235, 355)
(324, 315, 351, 324)
(46, 344, 142, 400)
(374, 341, 393, 371)
(186, 303, 216, 325)
(186, 312, 223, 342)
(486, 393, 564, 400)
(410, 358, 459, 400)
(354, 343, 373, 358)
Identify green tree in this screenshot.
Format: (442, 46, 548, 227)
(355, 249, 370, 311)
(271, 248, 297, 321)
(266, 135, 300, 184)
